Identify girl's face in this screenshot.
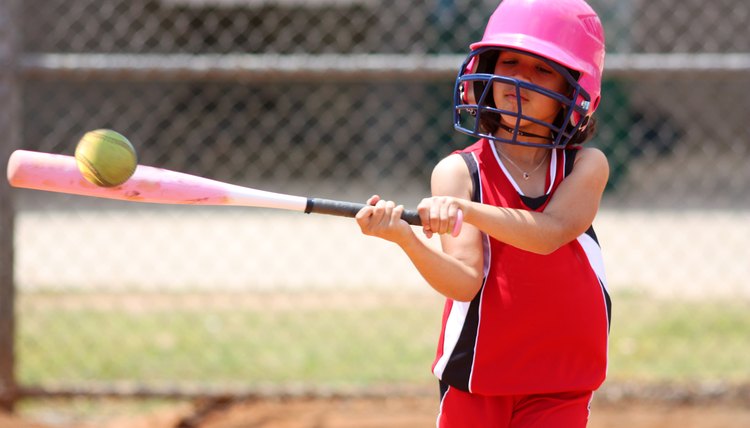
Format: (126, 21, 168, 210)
(492, 50, 568, 132)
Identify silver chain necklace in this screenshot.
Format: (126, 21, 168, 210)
(496, 146, 550, 180)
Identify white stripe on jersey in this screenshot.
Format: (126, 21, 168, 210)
(576, 232, 608, 288)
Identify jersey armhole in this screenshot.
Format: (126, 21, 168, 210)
(458, 152, 481, 203)
(564, 148, 579, 177)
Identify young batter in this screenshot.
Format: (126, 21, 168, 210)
(356, 0, 611, 426)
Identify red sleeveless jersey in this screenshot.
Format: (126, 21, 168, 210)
(432, 139, 611, 395)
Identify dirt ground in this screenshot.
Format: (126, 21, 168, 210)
(4, 396, 750, 428)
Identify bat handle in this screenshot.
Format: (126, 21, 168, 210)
(305, 198, 464, 237)
(305, 198, 421, 225)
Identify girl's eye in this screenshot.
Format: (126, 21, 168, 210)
(537, 66, 553, 74)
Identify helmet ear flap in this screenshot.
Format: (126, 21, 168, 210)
(460, 57, 479, 105)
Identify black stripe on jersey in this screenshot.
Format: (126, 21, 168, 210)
(437, 152, 485, 392)
(521, 194, 548, 210)
(519, 148, 577, 210)
(460, 152, 481, 203)
(585, 225, 600, 245)
(601, 278, 612, 331)
(564, 148, 578, 177)
(566, 148, 609, 327)
(441, 295, 483, 391)
(439, 380, 450, 400)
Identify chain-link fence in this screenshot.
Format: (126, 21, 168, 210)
(2, 0, 750, 415)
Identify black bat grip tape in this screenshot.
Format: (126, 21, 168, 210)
(305, 198, 421, 226)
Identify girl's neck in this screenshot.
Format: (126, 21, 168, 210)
(495, 142, 549, 167)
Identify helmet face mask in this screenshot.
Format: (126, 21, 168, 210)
(452, 0, 605, 149)
(454, 47, 592, 149)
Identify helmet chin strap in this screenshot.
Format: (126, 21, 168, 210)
(497, 120, 554, 142)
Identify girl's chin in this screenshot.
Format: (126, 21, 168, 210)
(499, 119, 531, 129)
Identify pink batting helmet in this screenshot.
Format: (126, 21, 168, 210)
(454, 0, 606, 148)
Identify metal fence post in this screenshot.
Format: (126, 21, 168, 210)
(0, 0, 21, 412)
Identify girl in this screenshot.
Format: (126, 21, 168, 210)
(356, 0, 611, 426)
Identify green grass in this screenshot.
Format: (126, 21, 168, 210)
(17, 295, 440, 387)
(607, 292, 750, 383)
(16, 291, 750, 388)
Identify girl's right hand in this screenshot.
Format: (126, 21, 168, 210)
(355, 195, 415, 246)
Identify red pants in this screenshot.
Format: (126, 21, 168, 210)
(437, 383, 594, 428)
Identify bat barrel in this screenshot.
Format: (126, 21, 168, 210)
(7, 150, 457, 233)
(6, 150, 310, 210)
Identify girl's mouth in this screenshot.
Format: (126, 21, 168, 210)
(504, 92, 528, 102)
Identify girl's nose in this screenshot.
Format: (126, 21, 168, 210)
(510, 65, 532, 82)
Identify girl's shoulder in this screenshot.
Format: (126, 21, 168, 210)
(573, 146, 608, 168)
(434, 152, 470, 177)
(432, 153, 475, 200)
(565, 146, 610, 185)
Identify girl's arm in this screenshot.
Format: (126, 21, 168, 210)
(419, 147, 609, 255)
(355, 154, 485, 301)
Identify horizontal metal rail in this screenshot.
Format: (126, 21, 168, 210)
(18, 381, 750, 405)
(19, 382, 434, 400)
(19, 53, 750, 82)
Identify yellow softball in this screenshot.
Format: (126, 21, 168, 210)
(75, 129, 137, 187)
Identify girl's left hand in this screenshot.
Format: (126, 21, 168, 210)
(417, 196, 465, 239)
